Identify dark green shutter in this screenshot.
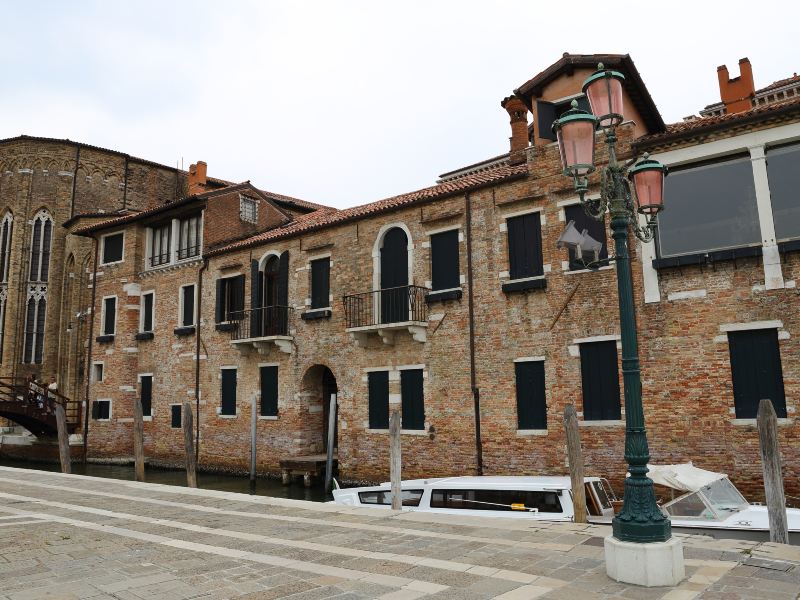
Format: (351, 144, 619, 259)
(507, 213, 543, 280)
(215, 278, 224, 323)
(400, 369, 425, 430)
(182, 286, 194, 327)
(368, 371, 389, 429)
(104, 297, 116, 335)
(171, 404, 182, 428)
(430, 230, 460, 291)
(277, 251, 289, 306)
(536, 100, 557, 141)
(142, 294, 153, 332)
(221, 369, 237, 415)
(250, 260, 260, 336)
(515, 361, 547, 429)
(260, 366, 278, 416)
(728, 329, 786, 418)
(233, 274, 245, 318)
(140, 375, 152, 417)
(310, 258, 330, 309)
(580, 341, 621, 421)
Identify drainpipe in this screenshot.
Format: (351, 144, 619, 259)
(69, 146, 80, 219)
(465, 191, 483, 475)
(194, 257, 208, 459)
(82, 237, 100, 463)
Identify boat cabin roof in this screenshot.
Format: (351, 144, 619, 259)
(378, 476, 601, 489)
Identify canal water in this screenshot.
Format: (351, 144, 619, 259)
(0, 458, 328, 502)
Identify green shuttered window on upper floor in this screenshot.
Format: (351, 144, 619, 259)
(727, 328, 786, 419)
(506, 212, 543, 280)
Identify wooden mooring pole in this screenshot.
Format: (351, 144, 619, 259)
(250, 395, 257, 494)
(54, 403, 71, 475)
(757, 399, 789, 544)
(563, 404, 587, 523)
(389, 411, 402, 511)
(183, 402, 197, 488)
(133, 397, 145, 482)
(324, 393, 337, 494)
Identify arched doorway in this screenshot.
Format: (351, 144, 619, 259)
(380, 227, 409, 323)
(298, 364, 338, 454)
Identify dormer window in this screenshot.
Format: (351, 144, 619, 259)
(240, 195, 257, 224)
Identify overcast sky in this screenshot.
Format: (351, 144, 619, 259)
(1, 1, 797, 209)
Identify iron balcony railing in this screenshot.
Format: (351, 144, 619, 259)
(177, 245, 201, 260)
(343, 285, 428, 329)
(229, 306, 293, 341)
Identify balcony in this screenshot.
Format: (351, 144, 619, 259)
(229, 306, 294, 355)
(342, 285, 429, 346)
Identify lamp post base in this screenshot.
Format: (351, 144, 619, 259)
(604, 535, 685, 587)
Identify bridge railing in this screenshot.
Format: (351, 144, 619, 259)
(0, 378, 81, 429)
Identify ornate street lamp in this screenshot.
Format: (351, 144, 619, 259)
(553, 64, 672, 548)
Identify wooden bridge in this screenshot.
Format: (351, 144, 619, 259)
(0, 378, 81, 437)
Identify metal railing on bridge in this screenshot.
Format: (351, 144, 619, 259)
(0, 378, 82, 436)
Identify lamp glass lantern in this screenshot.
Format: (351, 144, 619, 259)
(552, 100, 598, 178)
(582, 63, 626, 128)
(629, 154, 668, 215)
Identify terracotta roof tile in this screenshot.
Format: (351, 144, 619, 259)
(756, 74, 800, 95)
(637, 96, 800, 146)
(207, 163, 529, 256)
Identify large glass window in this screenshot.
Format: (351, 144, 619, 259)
(177, 215, 201, 260)
(150, 223, 171, 267)
(358, 489, 423, 507)
(657, 155, 760, 257)
(766, 143, 800, 241)
(430, 489, 563, 513)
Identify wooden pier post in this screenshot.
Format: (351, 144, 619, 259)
(183, 402, 197, 488)
(250, 395, 257, 493)
(55, 403, 71, 475)
(389, 411, 402, 511)
(324, 393, 337, 493)
(133, 397, 145, 482)
(757, 399, 789, 544)
(563, 404, 587, 523)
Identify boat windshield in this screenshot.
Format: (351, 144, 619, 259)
(700, 478, 748, 513)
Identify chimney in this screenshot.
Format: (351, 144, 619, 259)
(501, 95, 529, 165)
(187, 161, 208, 195)
(717, 58, 755, 114)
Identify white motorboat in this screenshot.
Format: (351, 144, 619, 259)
(332, 464, 800, 544)
(332, 475, 617, 521)
(644, 463, 800, 543)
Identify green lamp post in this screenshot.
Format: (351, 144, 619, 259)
(553, 64, 671, 544)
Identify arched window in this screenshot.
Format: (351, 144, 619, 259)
(0, 211, 11, 362)
(23, 209, 52, 364)
(29, 210, 53, 283)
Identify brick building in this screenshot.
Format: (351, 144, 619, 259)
(2, 54, 798, 499)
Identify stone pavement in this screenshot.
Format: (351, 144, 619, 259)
(0, 467, 797, 599)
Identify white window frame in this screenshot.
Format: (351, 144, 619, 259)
(95, 398, 112, 422)
(178, 284, 196, 327)
(176, 212, 204, 262)
(92, 361, 104, 383)
(99, 231, 125, 266)
(500, 207, 548, 282)
(139, 290, 155, 333)
(306, 254, 333, 310)
(138, 373, 154, 420)
(100, 295, 117, 336)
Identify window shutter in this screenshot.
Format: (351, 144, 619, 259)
(171, 404, 182, 428)
(368, 371, 389, 429)
(215, 279, 224, 323)
(104, 298, 115, 335)
(400, 369, 425, 430)
(182, 286, 194, 327)
(310, 258, 330, 309)
(140, 376, 152, 417)
(515, 361, 547, 429)
(507, 213, 543, 279)
(221, 369, 237, 416)
(430, 230, 460, 291)
(142, 294, 153, 332)
(580, 341, 621, 421)
(91, 400, 101, 420)
(536, 100, 557, 142)
(249, 260, 260, 336)
(260, 366, 279, 416)
(277, 251, 289, 307)
(728, 329, 786, 418)
(233, 275, 245, 318)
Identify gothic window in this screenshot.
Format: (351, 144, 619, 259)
(0, 212, 12, 363)
(23, 210, 52, 364)
(23, 295, 46, 364)
(29, 210, 53, 282)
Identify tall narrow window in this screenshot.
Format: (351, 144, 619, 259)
(29, 211, 53, 282)
(220, 368, 237, 416)
(507, 212, 543, 279)
(178, 214, 201, 260)
(580, 341, 621, 421)
(368, 371, 389, 429)
(259, 365, 278, 417)
(728, 329, 786, 419)
(140, 292, 154, 333)
(150, 223, 171, 267)
(102, 297, 116, 336)
(563, 205, 608, 270)
(180, 285, 195, 327)
(400, 369, 425, 430)
(430, 230, 460, 291)
(22, 296, 47, 364)
(0, 212, 11, 363)
(515, 360, 547, 430)
(215, 276, 244, 323)
(139, 375, 152, 418)
(310, 257, 330, 309)
(170, 404, 182, 428)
